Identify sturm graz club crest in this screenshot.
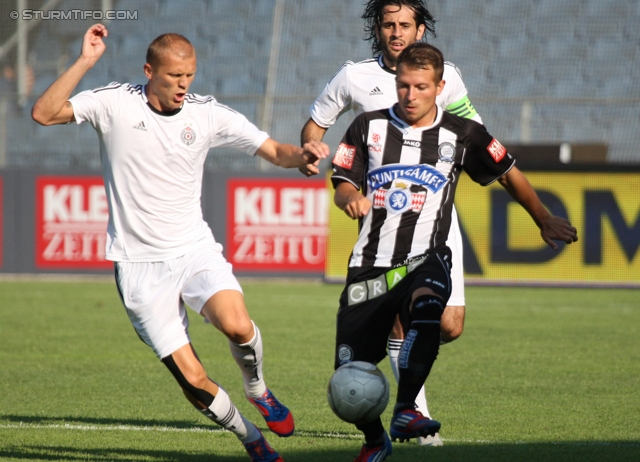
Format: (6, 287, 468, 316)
(385, 188, 412, 215)
(438, 142, 455, 163)
(181, 126, 196, 145)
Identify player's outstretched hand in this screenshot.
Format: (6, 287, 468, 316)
(301, 140, 330, 170)
(540, 215, 578, 250)
(298, 163, 319, 177)
(302, 140, 330, 162)
(81, 24, 108, 65)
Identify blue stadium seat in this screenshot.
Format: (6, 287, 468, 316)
(12, 0, 640, 169)
(158, 0, 207, 18)
(218, 73, 265, 97)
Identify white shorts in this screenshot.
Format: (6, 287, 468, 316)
(446, 206, 465, 307)
(114, 238, 242, 359)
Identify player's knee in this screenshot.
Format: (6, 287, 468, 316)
(180, 364, 210, 390)
(441, 323, 463, 342)
(441, 306, 465, 342)
(411, 294, 444, 322)
(162, 353, 208, 390)
(219, 316, 254, 344)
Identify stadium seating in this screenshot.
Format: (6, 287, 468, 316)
(4, 0, 638, 168)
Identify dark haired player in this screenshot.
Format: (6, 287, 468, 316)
(32, 23, 329, 462)
(331, 42, 577, 461)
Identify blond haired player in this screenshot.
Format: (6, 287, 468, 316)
(32, 23, 329, 462)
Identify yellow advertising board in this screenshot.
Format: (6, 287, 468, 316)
(326, 171, 640, 287)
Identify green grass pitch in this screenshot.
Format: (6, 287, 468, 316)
(1, 278, 639, 461)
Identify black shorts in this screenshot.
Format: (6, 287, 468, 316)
(334, 250, 452, 369)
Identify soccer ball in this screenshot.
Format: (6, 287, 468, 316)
(327, 361, 390, 424)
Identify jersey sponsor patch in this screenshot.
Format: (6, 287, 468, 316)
(367, 164, 448, 194)
(487, 138, 507, 163)
(373, 187, 426, 214)
(334, 143, 356, 169)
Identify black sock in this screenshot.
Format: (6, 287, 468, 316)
(395, 295, 443, 411)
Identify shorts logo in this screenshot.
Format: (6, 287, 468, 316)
(338, 345, 353, 364)
(181, 127, 196, 145)
(386, 266, 407, 290)
(438, 142, 455, 163)
(347, 281, 368, 305)
(487, 138, 506, 162)
(334, 143, 356, 170)
(345, 258, 424, 305)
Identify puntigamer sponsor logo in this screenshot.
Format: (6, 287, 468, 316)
(367, 164, 448, 194)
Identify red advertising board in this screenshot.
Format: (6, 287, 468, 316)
(227, 178, 327, 272)
(35, 176, 111, 270)
(0, 177, 3, 267)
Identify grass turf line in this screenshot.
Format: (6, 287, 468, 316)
(0, 280, 638, 461)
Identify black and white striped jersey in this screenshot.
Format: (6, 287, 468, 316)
(331, 105, 515, 269)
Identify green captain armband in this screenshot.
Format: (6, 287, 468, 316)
(446, 95, 477, 120)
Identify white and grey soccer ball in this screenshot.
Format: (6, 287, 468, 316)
(327, 361, 390, 424)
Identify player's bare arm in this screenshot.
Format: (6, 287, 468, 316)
(334, 182, 372, 219)
(298, 118, 329, 176)
(32, 23, 108, 126)
(498, 166, 578, 249)
(256, 138, 329, 169)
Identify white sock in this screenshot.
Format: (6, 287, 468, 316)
(388, 338, 402, 382)
(414, 385, 430, 418)
(229, 321, 267, 398)
(388, 338, 431, 418)
(207, 386, 260, 443)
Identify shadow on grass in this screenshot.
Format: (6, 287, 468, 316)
(374, 440, 640, 462)
(0, 445, 242, 461)
(2, 415, 639, 462)
(2, 442, 639, 462)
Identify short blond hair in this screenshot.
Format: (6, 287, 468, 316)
(146, 33, 194, 68)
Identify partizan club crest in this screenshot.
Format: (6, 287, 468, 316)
(180, 126, 196, 145)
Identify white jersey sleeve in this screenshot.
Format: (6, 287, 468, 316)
(208, 102, 269, 155)
(70, 82, 121, 129)
(441, 62, 482, 124)
(309, 61, 354, 128)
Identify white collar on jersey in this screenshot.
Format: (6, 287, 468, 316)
(389, 103, 444, 132)
(377, 55, 396, 75)
(142, 84, 184, 116)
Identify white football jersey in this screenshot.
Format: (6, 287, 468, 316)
(310, 55, 481, 127)
(70, 83, 269, 262)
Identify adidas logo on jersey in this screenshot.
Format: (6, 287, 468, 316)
(369, 86, 383, 96)
(132, 121, 147, 131)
